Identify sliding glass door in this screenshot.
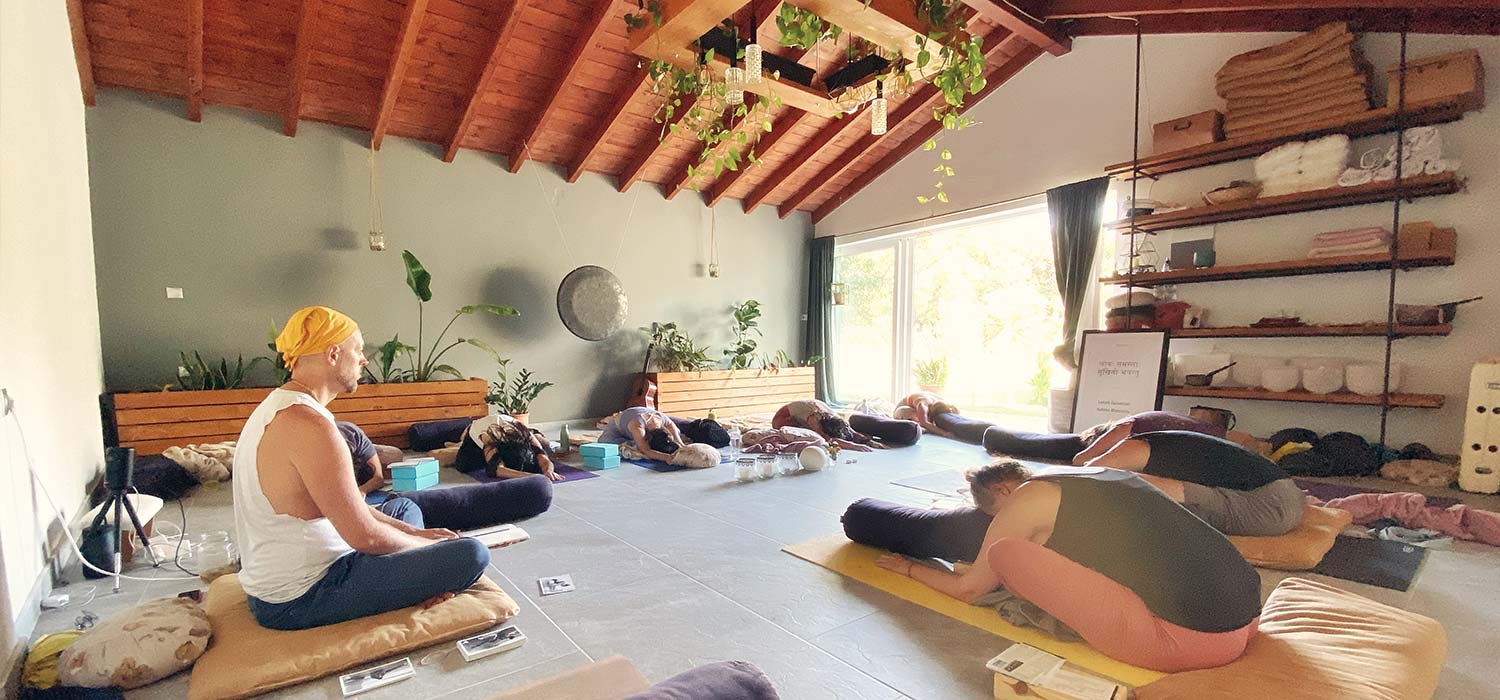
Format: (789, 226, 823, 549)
(832, 243, 897, 403)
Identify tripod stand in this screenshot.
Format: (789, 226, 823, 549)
(87, 447, 160, 592)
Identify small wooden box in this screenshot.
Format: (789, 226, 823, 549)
(1388, 49, 1485, 110)
(1152, 110, 1223, 154)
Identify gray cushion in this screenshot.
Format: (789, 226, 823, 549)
(624, 661, 779, 700)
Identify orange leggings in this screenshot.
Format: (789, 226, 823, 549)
(986, 538, 1257, 672)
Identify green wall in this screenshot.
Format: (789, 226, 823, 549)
(86, 90, 811, 422)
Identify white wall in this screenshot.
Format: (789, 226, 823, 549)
(0, 0, 106, 662)
(817, 32, 1500, 450)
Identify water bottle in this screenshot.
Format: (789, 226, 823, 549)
(727, 427, 742, 458)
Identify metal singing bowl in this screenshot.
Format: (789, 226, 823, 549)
(556, 265, 628, 341)
(1185, 361, 1237, 387)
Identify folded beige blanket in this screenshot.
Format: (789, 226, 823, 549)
(163, 441, 236, 483)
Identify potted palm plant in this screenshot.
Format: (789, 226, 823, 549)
(486, 360, 553, 425)
(915, 357, 949, 393)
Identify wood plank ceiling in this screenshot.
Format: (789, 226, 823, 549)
(68, 1, 1500, 223)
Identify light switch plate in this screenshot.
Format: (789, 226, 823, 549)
(166, 287, 184, 299)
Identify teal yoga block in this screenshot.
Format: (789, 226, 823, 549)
(389, 457, 439, 480)
(391, 472, 439, 491)
(579, 443, 619, 458)
(582, 455, 621, 470)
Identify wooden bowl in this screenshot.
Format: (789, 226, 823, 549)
(1203, 183, 1262, 206)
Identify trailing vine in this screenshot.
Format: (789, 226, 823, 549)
(775, 4, 841, 50)
(909, 0, 986, 204)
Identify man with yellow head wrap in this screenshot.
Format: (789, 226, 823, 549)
(232, 306, 490, 631)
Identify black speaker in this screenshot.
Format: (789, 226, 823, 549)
(104, 446, 135, 491)
(80, 523, 116, 579)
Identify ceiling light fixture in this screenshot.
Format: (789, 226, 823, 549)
(870, 80, 887, 136)
(745, 10, 762, 84)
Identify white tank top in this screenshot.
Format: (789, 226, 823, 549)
(232, 388, 353, 603)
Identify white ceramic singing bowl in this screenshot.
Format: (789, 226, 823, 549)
(1302, 366, 1345, 394)
(1346, 363, 1405, 396)
(799, 446, 830, 471)
(1260, 366, 1302, 392)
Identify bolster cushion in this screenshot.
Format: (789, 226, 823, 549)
(1228, 504, 1351, 570)
(848, 413, 920, 447)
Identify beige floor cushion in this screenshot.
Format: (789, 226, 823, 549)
(1137, 577, 1446, 700)
(1229, 504, 1351, 570)
(486, 655, 650, 700)
(188, 573, 519, 700)
(58, 597, 211, 689)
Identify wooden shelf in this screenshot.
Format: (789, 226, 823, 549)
(1105, 173, 1461, 235)
(1105, 96, 1479, 180)
(1165, 386, 1444, 409)
(1144, 323, 1453, 339)
(1099, 250, 1455, 287)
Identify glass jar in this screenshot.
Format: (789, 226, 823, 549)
(727, 428, 742, 458)
(184, 531, 237, 573)
(777, 453, 800, 476)
(734, 457, 757, 483)
(755, 454, 776, 480)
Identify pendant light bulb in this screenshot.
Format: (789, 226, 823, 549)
(870, 82, 887, 136)
(745, 43, 762, 84)
(725, 66, 745, 106)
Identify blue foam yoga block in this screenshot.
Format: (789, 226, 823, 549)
(579, 443, 619, 458)
(389, 457, 439, 480)
(582, 455, 621, 470)
(391, 472, 439, 492)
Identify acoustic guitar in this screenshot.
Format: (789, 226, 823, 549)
(625, 343, 657, 410)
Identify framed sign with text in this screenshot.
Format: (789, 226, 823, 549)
(1070, 330, 1169, 432)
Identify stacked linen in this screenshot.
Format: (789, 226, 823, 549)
(1308, 227, 1390, 258)
(1254, 135, 1351, 197)
(1216, 23, 1372, 139)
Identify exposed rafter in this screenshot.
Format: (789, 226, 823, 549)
(64, 0, 95, 107)
(1040, 0, 1500, 18)
(187, 0, 204, 121)
(284, 0, 322, 136)
(741, 107, 872, 213)
(960, 0, 1070, 55)
(666, 97, 758, 200)
(510, 0, 618, 173)
(705, 110, 812, 207)
(812, 42, 1045, 222)
(569, 68, 650, 182)
(618, 96, 700, 192)
(445, 0, 530, 163)
(1062, 8, 1500, 34)
(371, 0, 429, 149)
(777, 29, 1017, 217)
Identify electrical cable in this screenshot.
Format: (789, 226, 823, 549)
(7, 407, 198, 583)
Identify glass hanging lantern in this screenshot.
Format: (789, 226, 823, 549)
(725, 66, 745, 106)
(745, 11, 762, 84)
(870, 81, 887, 136)
(831, 281, 846, 306)
(367, 146, 387, 251)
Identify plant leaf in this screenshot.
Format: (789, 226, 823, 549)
(458, 304, 520, 317)
(401, 250, 433, 302)
(430, 364, 465, 380)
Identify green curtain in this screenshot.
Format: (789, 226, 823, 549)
(1047, 176, 1112, 370)
(804, 236, 837, 402)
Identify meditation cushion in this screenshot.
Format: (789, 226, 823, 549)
(188, 573, 518, 700)
(58, 597, 211, 689)
(1136, 577, 1446, 700)
(624, 660, 780, 700)
(848, 413, 920, 447)
(408, 417, 473, 451)
(1229, 504, 1351, 570)
(668, 443, 721, 469)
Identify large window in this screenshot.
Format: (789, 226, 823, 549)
(832, 198, 1064, 428)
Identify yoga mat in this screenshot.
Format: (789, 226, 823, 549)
(1311, 535, 1428, 592)
(626, 448, 734, 472)
(891, 462, 1083, 499)
(1295, 479, 1460, 509)
(461, 463, 599, 483)
(783, 534, 1163, 687)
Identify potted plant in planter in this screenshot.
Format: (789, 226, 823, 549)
(486, 360, 553, 425)
(915, 356, 948, 393)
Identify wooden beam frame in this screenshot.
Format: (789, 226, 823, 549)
(812, 42, 1044, 223)
(1040, 0, 1500, 18)
(617, 96, 699, 192)
(445, 0, 530, 163)
(704, 110, 812, 206)
(187, 0, 204, 120)
(65, 0, 95, 107)
(568, 68, 650, 182)
(960, 0, 1070, 55)
(371, 0, 429, 149)
(509, 0, 617, 173)
(741, 106, 869, 213)
(777, 30, 1015, 217)
(284, 0, 321, 136)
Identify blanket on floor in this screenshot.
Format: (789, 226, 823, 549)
(1323, 492, 1500, 546)
(163, 442, 236, 483)
(741, 426, 873, 454)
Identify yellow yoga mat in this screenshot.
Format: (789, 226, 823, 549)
(784, 534, 1165, 687)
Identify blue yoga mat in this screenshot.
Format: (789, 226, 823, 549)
(461, 463, 599, 483)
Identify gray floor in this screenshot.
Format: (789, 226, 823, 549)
(34, 435, 1500, 700)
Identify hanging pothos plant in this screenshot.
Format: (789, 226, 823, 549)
(899, 0, 988, 204)
(625, 6, 781, 191)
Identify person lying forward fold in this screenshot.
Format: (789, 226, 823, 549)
(772, 400, 871, 449)
(598, 406, 687, 461)
(233, 306, 488, 631)
(453, 414, 564, 482)
(853, 461, 1261, 672)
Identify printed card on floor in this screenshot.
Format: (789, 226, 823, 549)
(339, 657, 414, 697)
(986, 643, 1064, 685)
(457, 625, 527, 662)
(538, 574, 576, 596)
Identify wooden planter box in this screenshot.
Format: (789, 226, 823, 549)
(101, 379, 487, 454)
(650, 367, 815, 419)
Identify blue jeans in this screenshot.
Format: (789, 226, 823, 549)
(248, 537, 490, 630)
(366, 492, 425, 528)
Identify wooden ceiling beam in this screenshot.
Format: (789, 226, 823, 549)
(65, 0, 95, 107)
(445, 0, 530, 163)
(568, 67, 650, 182)
(508, 0, 617, 173)
(1062, 7, 1500, 34)
(284, 0, 322, 136)
(812, 42, 1044, 223)
(704, 109, 812, 207)
(666, 97, 760, 200)
(960, 0, 1070, 55)
(618, 96, 699, 192)
(741, 106, 869, 214)
(187, 0, 204, 121)
(1040, 0, 1500, 18)
(777, 30, 1016, 217)
(371, 0, 429, 149)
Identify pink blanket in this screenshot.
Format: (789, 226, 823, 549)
(740, 427, 873, 455)
(1323, 492, 1500, 546)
